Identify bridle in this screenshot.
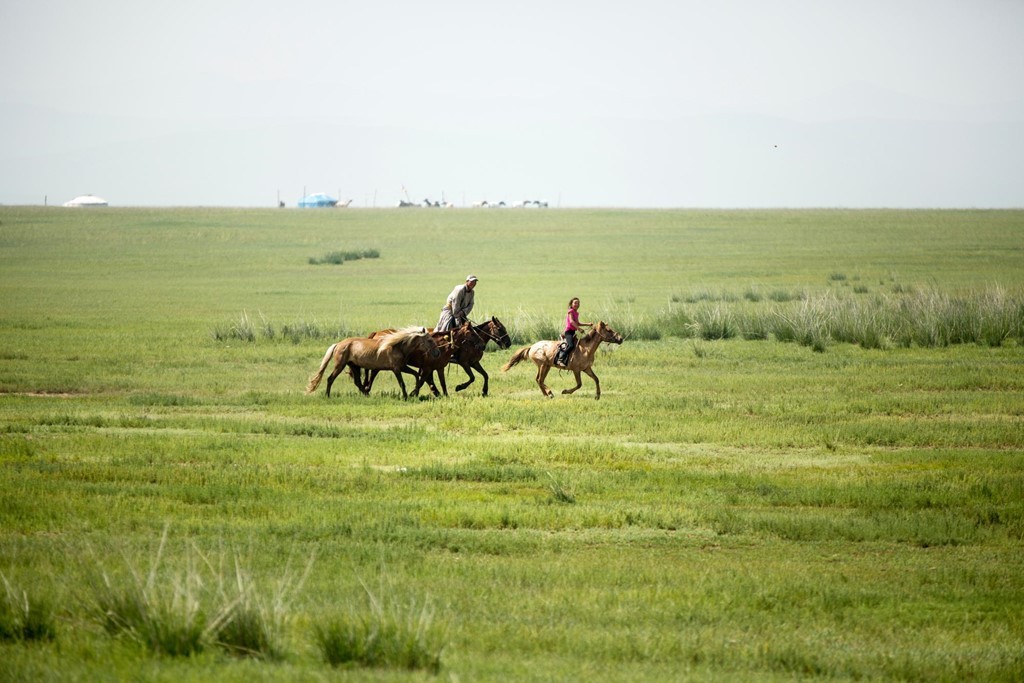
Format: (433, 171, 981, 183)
(466, 319, 509, 348)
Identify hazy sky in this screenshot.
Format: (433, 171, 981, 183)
(2, 0, 1022, 207)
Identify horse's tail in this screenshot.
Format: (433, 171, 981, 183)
(306, 342, 338, 394)
(501, 345, 532, 372)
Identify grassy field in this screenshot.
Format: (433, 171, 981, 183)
(1, 206, 1023, 681)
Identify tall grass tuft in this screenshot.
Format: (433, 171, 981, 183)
(0, 573, 56, 642)
(771, 295, 831, 351)
(212, 552, 314, 660)
(86, 530, 224, 656)
(546, 471, 577, 504)
(211, 311, 257, 342)
(657, 306, 697, 338)
(693, 303, 738, 340)
(85, 528, 313, 659)
(309, 248, 381, 265)
(601, 306, 662, 341)
(214, 312, 354, 343)
(507, 307, 560, 344)
(314, 579, 447, 673)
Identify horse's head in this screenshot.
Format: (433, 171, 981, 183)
(596, 321, 624, 345)
(412, 327, 444, 358)
(488, 316, 512, 349)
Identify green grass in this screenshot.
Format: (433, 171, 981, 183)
(314, 578, 447, 672)
(1, 206, 1023, 681)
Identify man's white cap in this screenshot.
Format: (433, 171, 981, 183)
(466, 275, 478, 282)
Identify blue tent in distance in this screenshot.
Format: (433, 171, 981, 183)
(298, 193, 338, 208)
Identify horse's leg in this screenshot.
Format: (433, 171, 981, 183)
(326, 359, 347, 397)
(358, 367, 378, 395)
(391, 370, 407, 397)
(437, 367, 449, 397)
(402, 366, 428, 397)
(422, 367, 441, 397)
(583, 367, 601, 400)
(413, 367, 439, 398)
(454, 363, 475, 392)
(473, 361, 490, 396)
(426, 368, 442, 397)
(536, 363, 554, 398)
(561, 370, 584, 395)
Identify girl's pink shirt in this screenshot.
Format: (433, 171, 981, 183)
(565, 308, 581, 333)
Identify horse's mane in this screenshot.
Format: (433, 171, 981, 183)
(580, 322, 603, 344)
(377, 326, 427, 354)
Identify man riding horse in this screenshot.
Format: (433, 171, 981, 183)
(437, 275, 477, 333)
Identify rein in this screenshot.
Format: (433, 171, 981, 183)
(466, 319, 505, 345)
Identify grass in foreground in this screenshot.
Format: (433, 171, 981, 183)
(1, 207, 1023, 680)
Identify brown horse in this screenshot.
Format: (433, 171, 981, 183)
(365, 321, 476, 397)
(501, 320, 623, 399)
(305, 327, 436, 400)
(448, 317, 512, 396)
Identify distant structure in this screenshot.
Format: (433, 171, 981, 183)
(63, 194, 108, 207)
(298, 193, 339, 208)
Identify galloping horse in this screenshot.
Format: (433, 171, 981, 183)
(365, 317, 511, 397)
(365, 321, 476, 397)
(448, 317, 512, 397)
(501, 320, 623, 399)
(305, 327, 436, 400)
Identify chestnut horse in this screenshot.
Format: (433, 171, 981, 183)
(305, 327, 436, 400)
(501, 320, 623, 399)
(365, 321, 476, 397)
(365, 317, 510, 397)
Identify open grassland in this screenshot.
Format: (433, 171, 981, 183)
(1, 206, 1023, 681)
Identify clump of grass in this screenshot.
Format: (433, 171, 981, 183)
(659, 307, 697, 338)
(771, 295, 831, 351)
(86, 531, 223, 656)
(213, 552, 314, 660)
(739, 308, 772, 340)
(653, 286, 1023, 351)
(308, 249, 380, 265)
(507, 307, 560, 344)
(602, 307, 661, 340)
(693, 303, 738, 340)
(546, 472, 577, 504)
(768, 289, 798, 303)
(211, 311, 257, 342)
(682, 288, 739, 304)
(314, 579, 447, 673)
(0, 573, 56, 642)
(213, 312, 354, 343)
(279, 318, 352, 344)
(85, 528, 313, 659)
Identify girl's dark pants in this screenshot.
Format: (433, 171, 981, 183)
(556, 330, 577, 366)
